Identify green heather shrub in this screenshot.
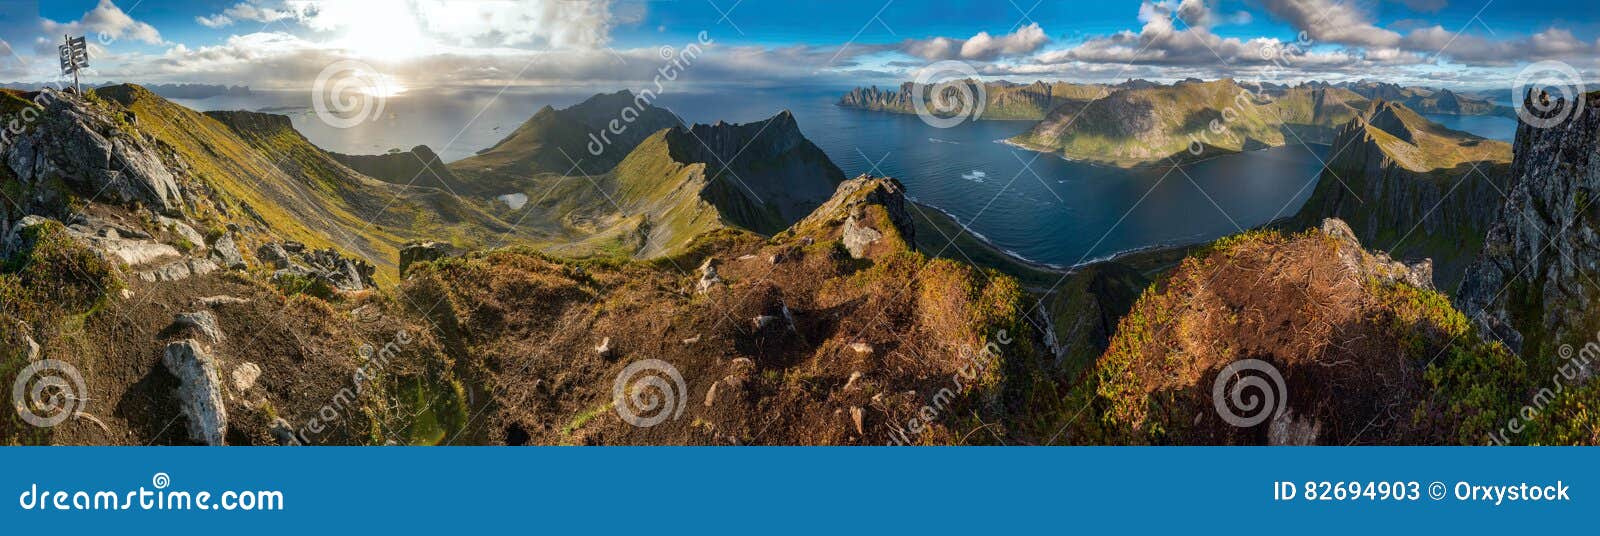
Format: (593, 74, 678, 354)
(1, 220, 120, 320)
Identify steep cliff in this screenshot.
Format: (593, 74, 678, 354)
(330, 145, 464, 193)
(1288, 100, 1512, 291)
(532, 110, 846, 258)
(1459, 92, 1600, 357)
(448, 90, 682, 191)
(838, 80, 1109, 121)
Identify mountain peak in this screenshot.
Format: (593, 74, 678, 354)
(668, 110, 809, 166)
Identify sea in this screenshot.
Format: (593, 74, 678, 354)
(170, 86, 1516, 268)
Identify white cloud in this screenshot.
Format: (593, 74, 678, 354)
(196, 15, 234, 29)
(1039, 2, 1324, 68)
(902, 23, 1049, 61)
(1260, 0, 1401, 47)
(41, 0, 164, 45)
(281, 0, 616, 50)
(1400, 26, 1599, 65)
(225, 2, 293, 24)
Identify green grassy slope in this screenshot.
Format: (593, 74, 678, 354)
(90, 84, 536, 282)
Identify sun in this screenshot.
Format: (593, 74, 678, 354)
(319, 0, 430, 61)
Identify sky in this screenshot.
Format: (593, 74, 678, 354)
(0, 0, 1595, 91)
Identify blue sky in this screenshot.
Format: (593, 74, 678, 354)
(2, 0, 1596, 90)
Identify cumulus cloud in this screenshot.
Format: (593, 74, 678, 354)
(1173, 0, 1250, 28)
(1038, 1, 1338, 68)
(1260, 0, 1401, 47)
(224, 2, 293, 24)
(92, 30, 876, 90)
(41, 0, 163, 45)
(901, 23, 1049, 61)
(195, 15, 233, 29)
(1400, 26, 1599, 65)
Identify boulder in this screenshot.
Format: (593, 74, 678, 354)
(301, 248, 375, 291)
(230, 362, 261, 392)
(840, 215, 884, 259)
(208, 234, 246, 270)
(162, 340, 228, 445)
(136, 258, 218, 283)
(696, 257, 722, 294)
(256, 243, 292, 269)
(159, 216, 206, 251)
(172, 310, 225, 343)
(399, 241, 459, 276)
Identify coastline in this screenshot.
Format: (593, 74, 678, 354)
(906, 197, 1203, 288)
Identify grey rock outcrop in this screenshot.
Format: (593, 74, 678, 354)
(1321, 218, 1434, 290)
(795, 175, 916, 258)
(137, 258, 219, 282)
(841, 216, 884, 259)
(162, 340, 228, 445)
(3, 90, 183, 212)
(399, 241, 458, 276)
(259, 242, 375, 291)
(1288, 103, 1511, 291)
(1459, 92, 1600, 355)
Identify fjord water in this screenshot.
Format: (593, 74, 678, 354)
(175, 87, 1333, 267)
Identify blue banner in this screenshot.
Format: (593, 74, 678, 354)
(0, 447, 1587, 533)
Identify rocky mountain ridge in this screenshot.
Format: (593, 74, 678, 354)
(838, 80, 1109, 121)
(1287, 99, 1512, 291)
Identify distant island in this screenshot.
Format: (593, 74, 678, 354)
(0, 81, 251, 99)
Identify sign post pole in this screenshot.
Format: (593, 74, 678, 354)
(58, 34, 87, 95)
